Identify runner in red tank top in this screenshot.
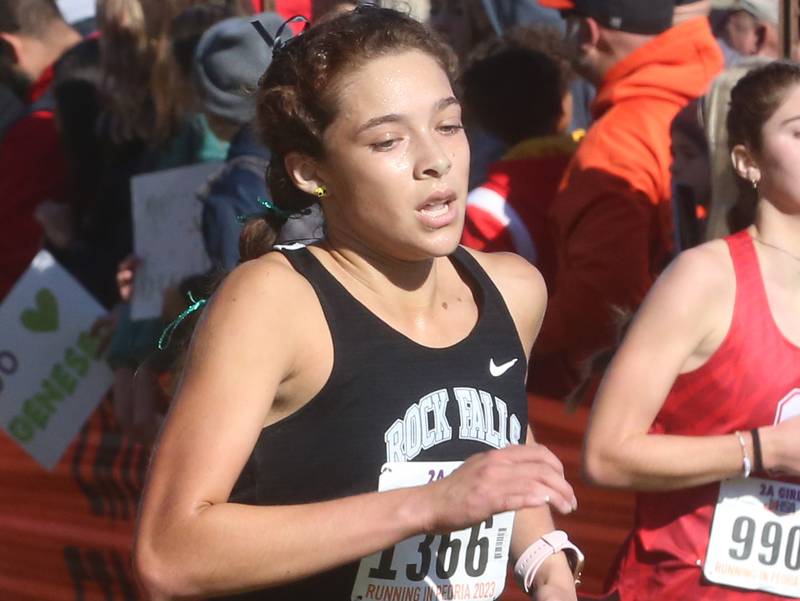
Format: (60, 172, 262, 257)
(584, 61, 800, 600)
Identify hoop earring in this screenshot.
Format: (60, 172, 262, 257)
(314, 185, 327, 199)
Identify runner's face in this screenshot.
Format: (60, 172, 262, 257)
(318, 50, 470, 260)
(754, 83, 800, 214)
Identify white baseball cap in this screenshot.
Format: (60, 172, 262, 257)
(712, 0, 779, 25)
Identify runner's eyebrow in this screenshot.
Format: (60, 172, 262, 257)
(355, 97, 461, 135)
(780, 115, 800, 126)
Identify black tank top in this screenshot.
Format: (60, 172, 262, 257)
(223, 245, 528, 600)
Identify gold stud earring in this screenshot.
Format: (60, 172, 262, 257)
(314, 185, 327, 199)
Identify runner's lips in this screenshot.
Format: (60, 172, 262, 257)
(416, 190, 457, 211)
(415, 191, 458, 228)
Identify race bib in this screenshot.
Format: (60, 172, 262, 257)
(351, 462, 515, 601)
(704, 477, 800, 597)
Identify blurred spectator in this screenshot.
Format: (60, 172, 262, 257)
(95, 0, 237, 432)
(90, 0, 233, 301)
(0, 0, 81, 300)
(193, 11, 323, 270)
(461, 25, 578, 290)
(711, 0, 779, 60)
(429, 0, 593, 187)
(168, 2, 237, 160)
(43, 37, 110, 299)
(171, 3, 235, 83)
(670, 57, 773, 252)
(429, 0, 562, 62)
(670, 100, 711, 251)
(530, 0, 724, 399)
(147, 1, 253, 148)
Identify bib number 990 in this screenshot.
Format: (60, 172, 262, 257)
(729, 517, 800, 570)
(704, 477, 800, 597)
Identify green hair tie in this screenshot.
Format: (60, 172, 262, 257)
(157, 292, 208, 350)
(236, 197, 294, 224)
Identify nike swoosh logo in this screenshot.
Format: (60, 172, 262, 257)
(489, 358, 518, 377)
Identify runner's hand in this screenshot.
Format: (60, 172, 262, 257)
(421, 444, 576, 533)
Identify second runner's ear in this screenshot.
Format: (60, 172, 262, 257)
(730, 144, 761, 186)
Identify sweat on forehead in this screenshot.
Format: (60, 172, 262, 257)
(255, 7, 456, 157)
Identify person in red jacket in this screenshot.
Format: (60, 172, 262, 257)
(584, 59, 800, 601)
(0, 0, 81, 299)
(460, 25, 579, 291)
(531, 0, 724, 398)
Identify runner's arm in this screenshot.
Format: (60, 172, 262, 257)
(584, 243, 800, 490)
(511, 427, 579, 600)
(472, 249, 578, 598)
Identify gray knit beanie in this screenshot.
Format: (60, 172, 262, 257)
(193, 12, 286, 125)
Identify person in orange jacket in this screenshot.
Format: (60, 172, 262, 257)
(530, 0, 724, 399)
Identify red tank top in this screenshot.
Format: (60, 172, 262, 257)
(610, 231, 800, 600)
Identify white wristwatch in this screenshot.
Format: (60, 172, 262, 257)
(513, 530, 584, 593)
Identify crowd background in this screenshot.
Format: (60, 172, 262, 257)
(0, 0, 794, 599)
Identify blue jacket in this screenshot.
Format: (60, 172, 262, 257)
(200, 125, 323, 270)
(200, 125, 271, 271)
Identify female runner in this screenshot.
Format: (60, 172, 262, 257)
(584, 60, 800, 600)
(134, 7, 580, 601)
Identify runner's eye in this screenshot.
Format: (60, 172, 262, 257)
(370, 138, 401, 152)
(438, 124, 464, 136)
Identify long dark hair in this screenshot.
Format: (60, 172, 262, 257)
(726, 60, 800, 231)
(239, 5, 457, 260)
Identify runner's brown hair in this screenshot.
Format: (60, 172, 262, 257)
(239, 6, 457, 260)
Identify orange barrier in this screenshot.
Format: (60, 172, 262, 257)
(0, 396, 144, 601)
(0, 394, 632, 600)
(500, 396, 635, 601)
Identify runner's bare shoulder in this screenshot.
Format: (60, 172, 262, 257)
(655, 238, 735, 315)
(188, 249, 319, 360)
(460, 247, 546, 352)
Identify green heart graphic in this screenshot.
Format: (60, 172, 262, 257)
(20, 288, 59, 333)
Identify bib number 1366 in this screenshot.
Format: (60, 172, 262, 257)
(369, 517, 497, 581)
(351, 462, 515, 601)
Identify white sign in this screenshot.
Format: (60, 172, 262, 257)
(351, 462, 514, 601)
(56, 0, 95, 23)
(130, 162, 221, 320)
(0, 251, 113, 469)
(705, 477, 800, 597)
